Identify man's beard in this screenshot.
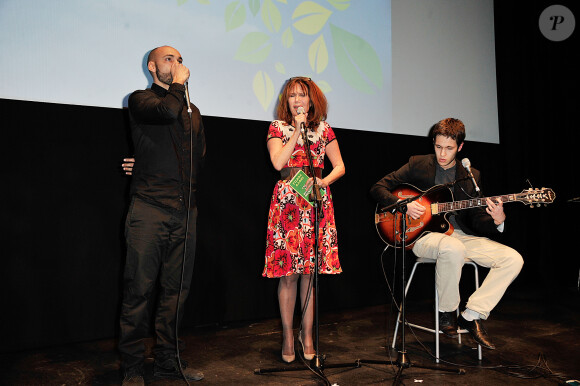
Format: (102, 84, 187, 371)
(156, 69, 173, 86)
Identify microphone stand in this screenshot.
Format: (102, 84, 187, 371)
(255, 123, 361, 381)
(360, 187, 465, 384)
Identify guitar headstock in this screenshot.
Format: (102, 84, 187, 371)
(518, 187, 556, 207)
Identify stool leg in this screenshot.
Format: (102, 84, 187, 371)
(435, 287, 440, 363)
(392, 262, 421, 349)
(473, 263, 483, 361)
(457, 308, 462, 344)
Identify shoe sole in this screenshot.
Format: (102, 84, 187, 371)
(154, 371, 204, 381)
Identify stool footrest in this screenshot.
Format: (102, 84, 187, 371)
(405, 322, 469, 335)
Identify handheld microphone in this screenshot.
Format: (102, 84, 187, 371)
(297, 106, 306, 131)
(184, 82, 192, 115)
(297, 106, 308, 144)
(461, 158, 481, 194)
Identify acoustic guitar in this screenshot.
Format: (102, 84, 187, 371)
(375, 184, 555, 249)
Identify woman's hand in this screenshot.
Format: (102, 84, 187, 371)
(294, 109, 307, 132)
(122, 158, 135, 175)
(305, 177, 327, 191)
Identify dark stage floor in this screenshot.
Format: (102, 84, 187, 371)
(2, 289, 579, 385)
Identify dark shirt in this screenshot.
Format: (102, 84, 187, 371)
(128, 83, 206, 210)
(434, 164, 462, 232)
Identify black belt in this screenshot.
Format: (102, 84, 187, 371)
(280, 167, 322, 181)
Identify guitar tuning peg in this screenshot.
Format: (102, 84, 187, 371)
(530, 205, 534, 208)
(536, 203, 540, 207)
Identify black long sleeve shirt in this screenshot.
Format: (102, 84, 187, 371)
(128, 82, 206, 210)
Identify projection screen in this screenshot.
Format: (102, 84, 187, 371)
(0, 0, 499, 143)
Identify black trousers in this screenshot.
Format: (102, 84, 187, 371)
(118, 196, 198, 371)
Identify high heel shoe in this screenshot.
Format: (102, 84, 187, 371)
(281, 351, 295, 363)
(281, 339, 295, 363)
(298, 331, 315, 360)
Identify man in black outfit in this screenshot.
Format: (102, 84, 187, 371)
(119, 46, 206, 385)
(370, 118, 523, 350)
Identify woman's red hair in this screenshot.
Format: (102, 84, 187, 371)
(276, 77, 328, 129)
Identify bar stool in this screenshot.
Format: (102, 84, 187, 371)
(392, 258, 483, 363)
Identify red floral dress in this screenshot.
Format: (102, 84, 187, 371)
(262, 120, 342, 278)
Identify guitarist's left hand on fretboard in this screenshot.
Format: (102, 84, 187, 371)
(485, 197, 506, 225)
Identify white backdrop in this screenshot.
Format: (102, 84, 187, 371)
(0, 0, 498, 143)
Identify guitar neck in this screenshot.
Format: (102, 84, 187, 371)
(436, 194, 518, 214)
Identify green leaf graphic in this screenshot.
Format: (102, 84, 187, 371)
(275, 62, 286, 74)
(315, 80, 332, 93)
(281, 27, 294, 48)
(225, 1, 246, 31)
(277, 0, 287, 3)
(253, 71, 275, 111)
(330, 23, 383, 94)
(308, 34, 328, 74)
(292, 1, 332, 35)
(197, 0, 210, 4)
(249, 0, 260, 16)
(327, 0, 350, 11)
(261, 0, 282, 33)
(234, 32, 272, 63)
(177, 0, 189, 5)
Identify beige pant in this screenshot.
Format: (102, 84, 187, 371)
(412, 229, 523, 319)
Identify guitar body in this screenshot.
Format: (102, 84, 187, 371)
(375, 184, 455, 249)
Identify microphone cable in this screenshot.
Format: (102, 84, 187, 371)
(174, 84, 195, 385)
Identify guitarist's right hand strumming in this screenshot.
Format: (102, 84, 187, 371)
(406, 200, 425, 220)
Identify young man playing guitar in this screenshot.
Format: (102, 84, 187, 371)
(370, 118, 523, 350)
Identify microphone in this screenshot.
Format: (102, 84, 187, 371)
(184, 82, 192, 115)
(297, 106, 308, 143)
(297, 106, 306, 131)
(461, 158, 481, 194)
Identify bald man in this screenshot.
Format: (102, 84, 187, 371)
(118, 46, 206, 385)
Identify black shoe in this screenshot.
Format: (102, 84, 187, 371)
(122, 374, 144, 386)
(457, 314, 496, 350)
(154, 357, 204, 382)
(438, 311, 459, 338)
(122, 365, 144, 386)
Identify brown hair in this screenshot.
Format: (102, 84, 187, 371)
(429, 118, 466, 146)
(276, 77, 328, 129)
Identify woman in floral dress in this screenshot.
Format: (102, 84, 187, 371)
(263, 77, 345, 363)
